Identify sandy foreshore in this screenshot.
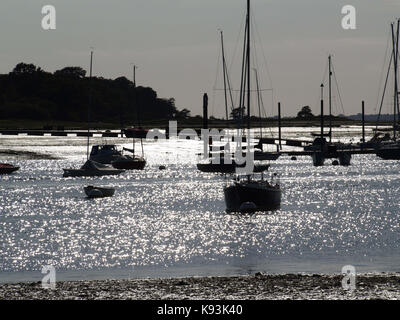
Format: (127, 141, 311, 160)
(0, 273, 399, 300)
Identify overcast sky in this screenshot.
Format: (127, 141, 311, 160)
(0, 0, 399, 117)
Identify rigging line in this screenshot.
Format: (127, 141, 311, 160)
(376, 52, 393, 130)
(213, 88, 273, 92)
(228, 11, 246, 81)
(375, 28, 392, 114)
(225, 59, 236, 113)
(396, 19, 400, 120)
(211, 34, 223, 118)
(239, 16, 248, 126)
(219, 30, 235, 114)
(251, 10, 274, 90)
(321, 58, 329, 87)
(221, 30, 229, 121)
(252, 13, 276, 121)
(331, 62, 345, 115)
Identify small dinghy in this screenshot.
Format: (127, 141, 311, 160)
(0, 163, 20, 174)
(84, 186, 115, 198)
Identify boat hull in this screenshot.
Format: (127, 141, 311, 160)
(224, 183, 281, 213)
(0, 164, 20, 174)
(63, 169, 124, 177)
(123, 128, 149, 139)
(84, 186, 115, 198)
(197, 163, 237, 173)
(111, 159, 146, 170)
(376, 147, 400, 160)
(254, 152, 280, 161)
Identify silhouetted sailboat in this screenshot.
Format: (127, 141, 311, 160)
(223, 0, 281, 213)
(63, 50, 124, 177)
(376, 19, 400, 160)
(113, 64, 147, 170)
(197, 30, 242, 173)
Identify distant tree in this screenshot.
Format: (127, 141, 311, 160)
(297, 106, 314, 119)
(175, 108, 191, 119)
(54, 67, 86, 78)
(0, 62, 181, 123)
(230, 107, 245, 120)
(114, 76, 132, 87)
(10, 63, 42, 75)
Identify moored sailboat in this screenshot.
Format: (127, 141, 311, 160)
(62, 50, 125, 177)
(375, 19, 400, 160)
(223, 0, 282, 213)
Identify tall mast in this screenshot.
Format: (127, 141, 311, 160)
(246, 0, 251, 131)
(220, 30, 229, 122)
(320, 83, 324, 145)
(391, 21, 399, 140)
(133, 65, 136, 88)
(131, 63, 136, 156)
(397, 19, 400, 126)
(328, 55, 332, 143)
(254, 68, 263, 140)
(87, 49, 93, 161)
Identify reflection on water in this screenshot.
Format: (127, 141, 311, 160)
(0, 127, 400, 282)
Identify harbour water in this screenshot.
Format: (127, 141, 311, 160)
(0, 126, 399, 283)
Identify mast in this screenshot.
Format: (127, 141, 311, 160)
(246, 0, 251, 131)
(87, 50, 93, 161)
(391, 20, 399, 140)
(220, 30, 229, 122)
(391, 22, 397, 140)
(133, 65, 136, 88)
(254, 68, 263, 140)
(131, 63, 136, 156)
(397, 19, 400, 132)
(328, 55, 332, 143)
(320, 83, 324, 150)
(278, 102, 282, 150)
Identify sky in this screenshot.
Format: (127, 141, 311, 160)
(0, 0, 399, 118)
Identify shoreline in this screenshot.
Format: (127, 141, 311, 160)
(0, 150, 58, 160)
(1, 273, 399, 300)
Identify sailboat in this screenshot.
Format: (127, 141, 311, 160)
(305, 55, 351, 166)
(113, 64, 147, 170)
(253, 68, 280, 161)
(196, 30, 240, 173)
(63, 50, 125, 178)
(223, 0, 281, 213)
(375, 19, 400, 160)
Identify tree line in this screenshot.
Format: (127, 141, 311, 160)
(0, 63, 187, 126)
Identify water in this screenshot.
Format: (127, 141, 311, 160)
(0, 126, 399, 283)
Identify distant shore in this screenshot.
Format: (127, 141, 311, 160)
(0, 118, 388, 131)
(0, 150, 58, 160)
(1, 273, 399, 300)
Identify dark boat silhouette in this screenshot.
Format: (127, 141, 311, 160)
(0, 163, 20, 174)
(222, 0, 281, 213)
(224, 175, 281, 213)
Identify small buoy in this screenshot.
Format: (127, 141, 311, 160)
(159, 165, 166, 170)
(239, 202, 257, 213)
(332, 160, 339, 166)
(291, 156, 297, 161)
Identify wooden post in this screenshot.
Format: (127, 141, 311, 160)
(320, 84, 324, 152)
(278, 102, 282, 150)
(362, 100, 365, 147)
(203, 93, 208, 129)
